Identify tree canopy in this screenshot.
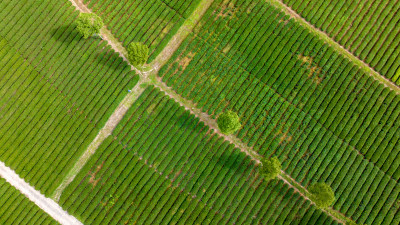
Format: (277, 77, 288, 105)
(75, 13, 104, 39)
(217, 111, 241, 135)
(308, 182, 335, 209)
(261, 156, 281, 181)
(127, 42, 149, 66)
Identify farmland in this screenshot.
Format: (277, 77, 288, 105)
(281, 0, 400, 84)
(60, 86, 338, 225)
(0, 178, 58, 225)
(0, 0, 138, 196)
(0, 0, 399, 224)
(159, 0, 400, 224)
(83, 0, 202, 62)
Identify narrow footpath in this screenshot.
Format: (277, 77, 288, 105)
(59, 0, 354, 224)
(269, 0, 400, 94)
(0, 162, 82, 225)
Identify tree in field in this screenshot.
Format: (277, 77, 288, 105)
(217, 111, 241, 135)
(127, 42, 149, 66)
(261, 156, 281, 181)
(308, 182, 335, 209)
(75, 13, 104, 39)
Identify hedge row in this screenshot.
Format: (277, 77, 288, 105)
(0, 0, 138, 196)
(282, 0, 400, 84)
(158, 0, 400, 224)
(60, 86, 337, 224)
(0, 178, 59, 225)
(83, 0, 201, 63)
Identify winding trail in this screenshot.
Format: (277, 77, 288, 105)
(0, 162, 82, 225)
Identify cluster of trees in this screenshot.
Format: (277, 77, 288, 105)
(75, 13, 149, 66)
(260, 157, 337, 212)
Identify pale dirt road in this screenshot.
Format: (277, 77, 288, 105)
(0, 161, 82, 225)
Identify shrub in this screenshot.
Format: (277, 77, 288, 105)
(261, 156, 281, 181)
(127, 42, 149, 66)
(217, 111, 241, 135)
(308, 182, 335, 209)
(75, 13, 103, 39)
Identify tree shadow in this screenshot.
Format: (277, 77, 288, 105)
(50, 24, 81, 44)
(213, 148, 243, 171)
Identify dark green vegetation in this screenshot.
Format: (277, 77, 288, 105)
(309, 183, 335, 209)
(159, 0, 400, 224)
(217, 111, 241, 134)
(0, 0, 138, 196)
(0, 178, 58, 225)
(261, 156, 282, 181)
(127, 42, 149, 66)
(75, 13, 104, 39)
(0, 0, 399, 224)
(83, 0, 202, 62)
(60, 87, 339, 225)
(282, 0, 400, 84)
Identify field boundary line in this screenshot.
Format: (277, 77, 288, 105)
(61, 0, 352, 224)
(150, 0, 215, 71)
(0, 161, 82, 225)
(152, 78, 349, 225)
(52, 80, 146, 201)
(268, 0, 400, 94)
(55, 0, 213, 200)
(52, 0, 148, 201)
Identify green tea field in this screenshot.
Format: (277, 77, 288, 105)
(0, 0, 399, 224)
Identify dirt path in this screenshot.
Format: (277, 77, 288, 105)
(61, 0, 350, 224)
(52, 0, 149, 201)
(52, 78, 146, 201)
(150, 0, 214, 71)
(0, 162, 82, 225)
(268, 0, 400, 94)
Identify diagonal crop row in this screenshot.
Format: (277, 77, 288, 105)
(281, 0, 400, 85)
(60, 86, 340, 225)
(83, 0, 202, 63)
(158, 0, 400, 224)
(0, 0, 138, 196)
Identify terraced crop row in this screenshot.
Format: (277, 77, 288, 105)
(0, 178, 58, 225)
(0, 0, 138, 196)
(60, 86, 339, 225)
(282, 0, 400, 84)
(83, 0, 201, 62)
(158, 0, 400, 224)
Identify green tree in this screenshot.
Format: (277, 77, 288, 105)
(261, 156, 281, 181)
(217, 111, 241, 135)
(75, 13, 103, 39)
(308, 182, 335, 209)
(127, 42, 149, 66)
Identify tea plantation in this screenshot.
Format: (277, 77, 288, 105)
(0, 0, 399, 224)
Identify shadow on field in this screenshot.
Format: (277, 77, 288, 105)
(50, 25, 82, 44)
(213, 149, 243, 171)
